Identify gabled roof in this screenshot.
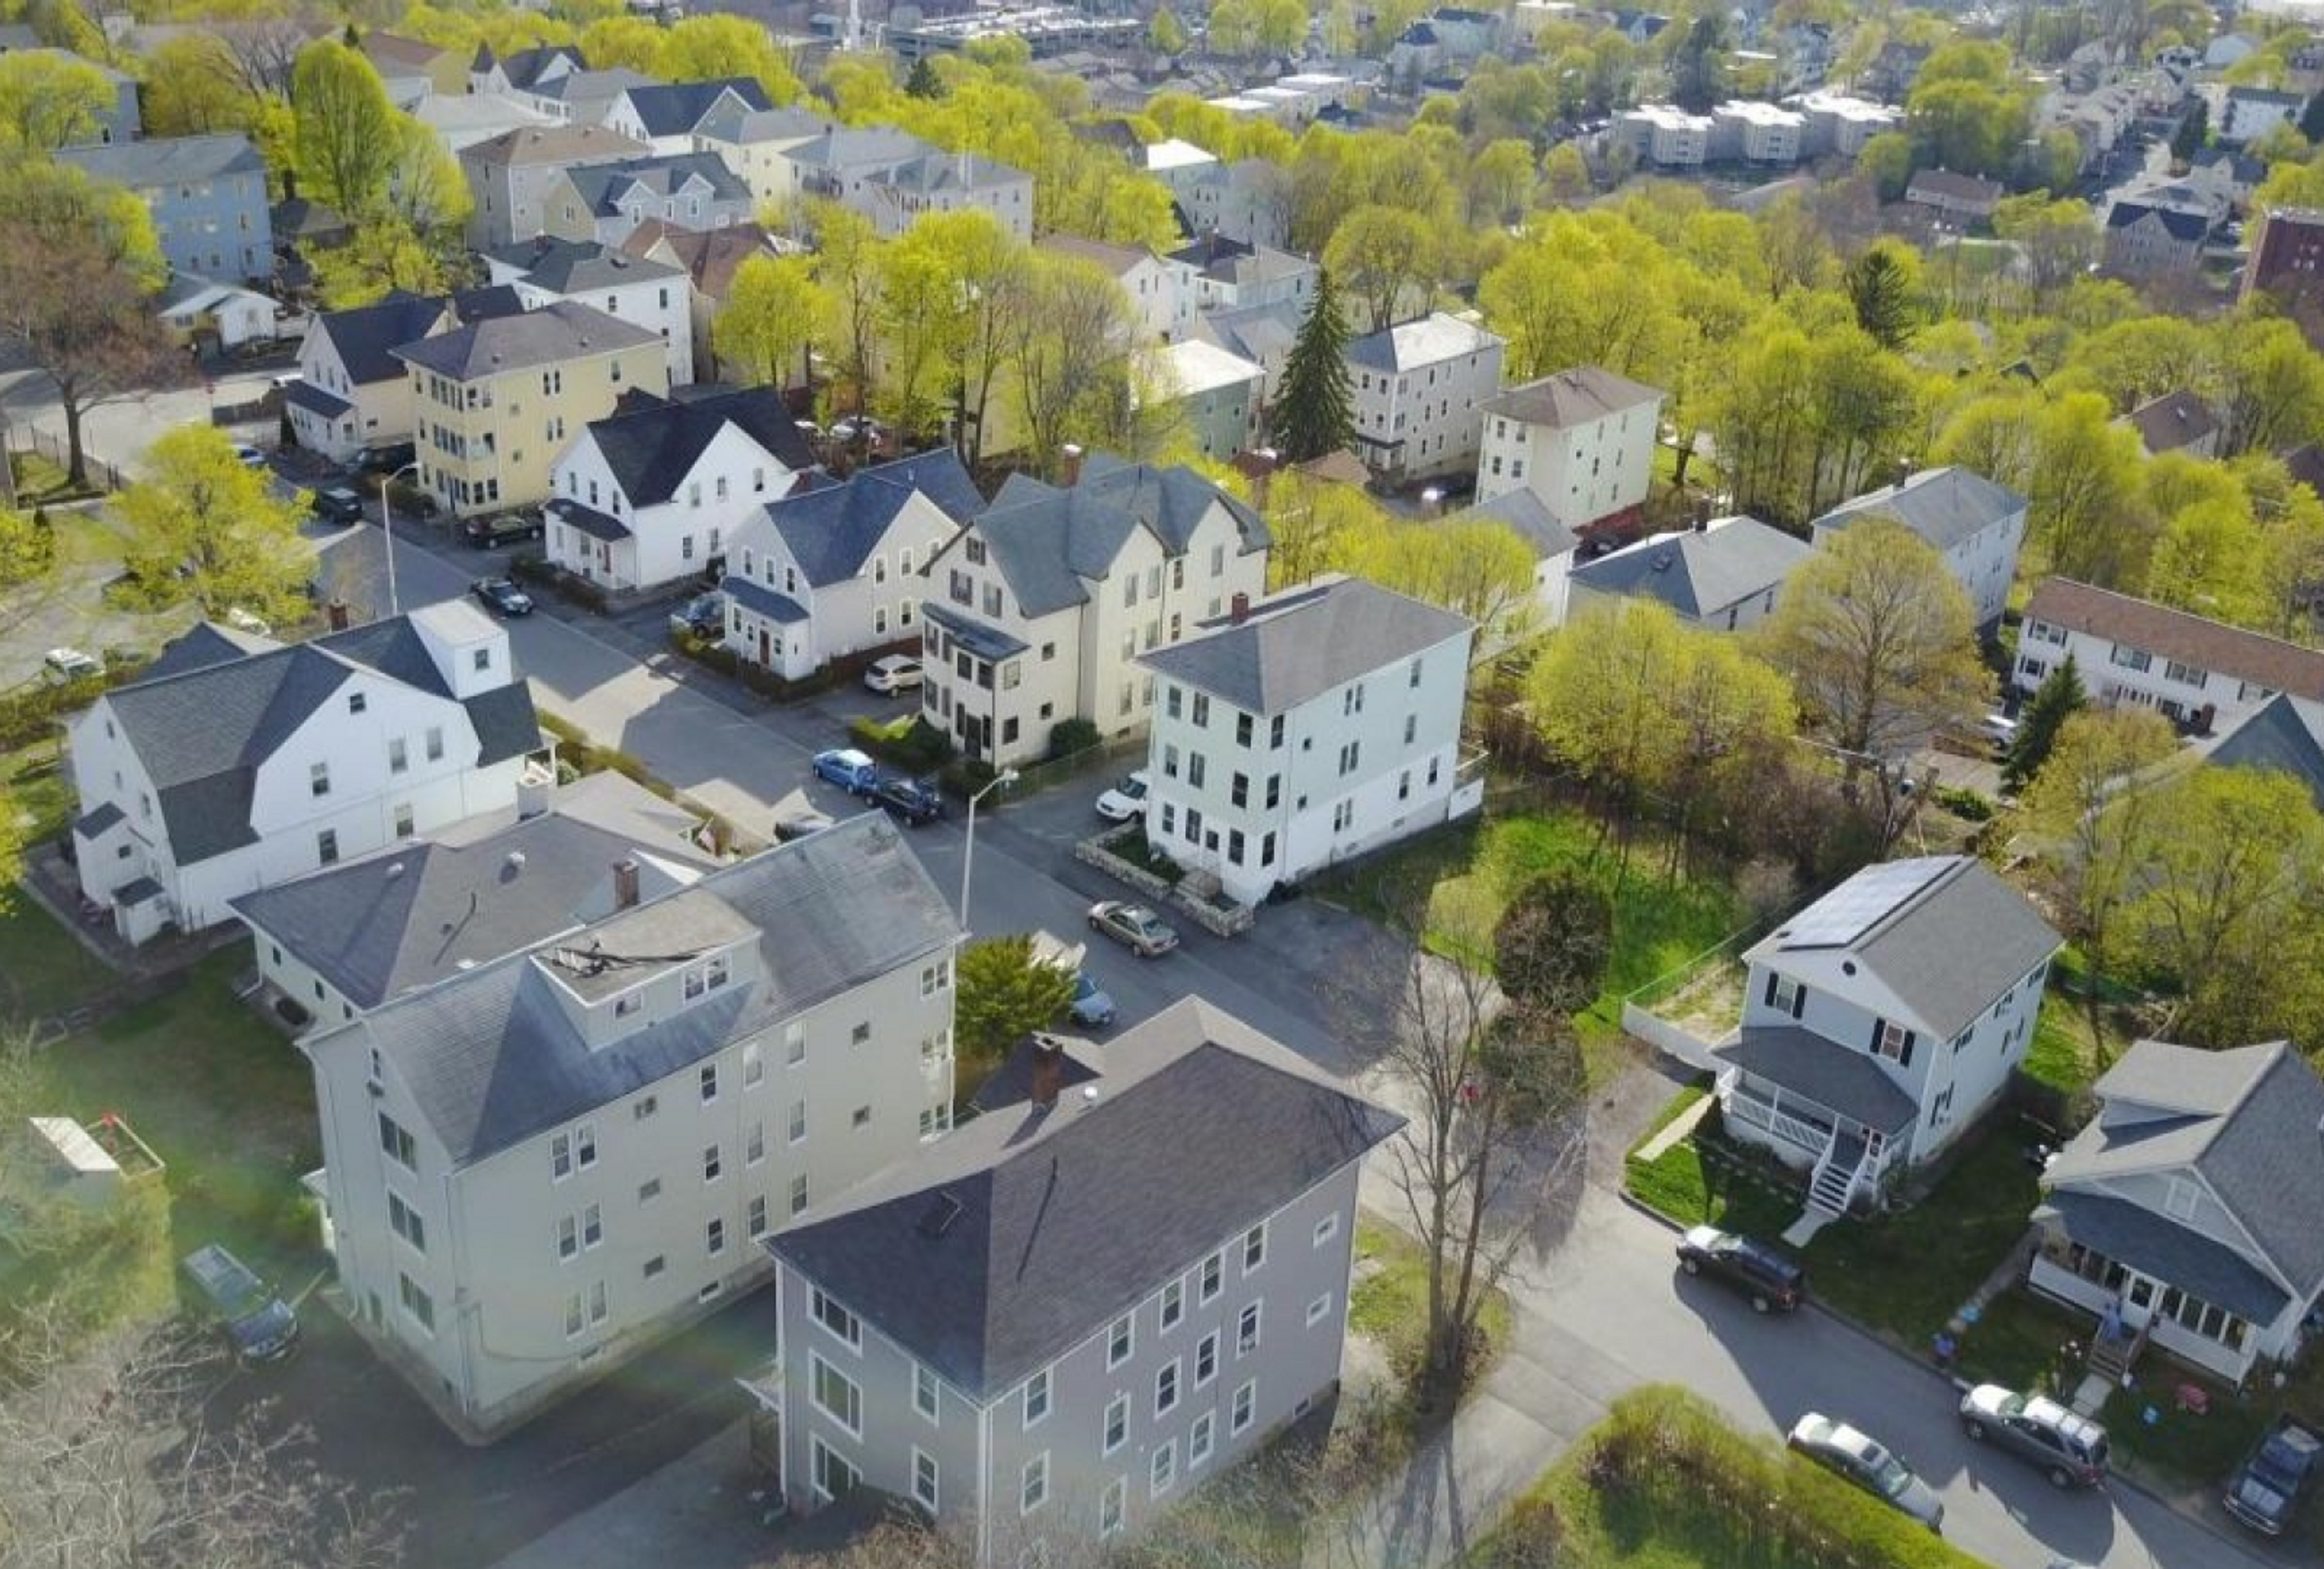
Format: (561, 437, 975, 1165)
(2108, 200, 2209, 243)
(2124, 390, 2220, 455)
(1905, 168, 2004, 205)
(310, 293, 450, 387)
(2205, 693, 2324, 811)
(757, 449, 983, 587)
(393, 300, 659, 382)
(871, 150, 1028, 195)
(462, 123, 649, 169)
(490, 44, 584, 91)
(1750, 855, 2060, 1039)
(565, 152, 750, 214)
(1810, 465, 2028, 551)
(1480, 365, 1662, 429)
(1568, 516, 1812, 621)
(584, 387, 814, 507)
(1038, 234, 1151, 278)
(768, 1001, 1401, 1401)
(615, 78, 772, 137)
(231, 773, 714, 1010)
(621, 220, 791, 298)
(525, 66, 655, 106)
(2023, 579, 2324, 702)
(1450, 487, 1578, 563)
(1190, 298, 1303, 366)
(960, 455, 1268, 617)
(693, 99, 824, 145)
(1161, 337, 1263, 397)
(323, 812, 958, 1168)
(360, 31, 455, 68)
(1345, 312, 1505, 374)
(780, 123, 932, 173)
(2049, 1039, 2324, 1300)
(57, 133, 263, 189)
(1137, 576, 1471, 714)
(488, 235, 682, 295)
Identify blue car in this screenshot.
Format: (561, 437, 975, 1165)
(1069, 971, 1116, 1028)
(812, 748, 879, 794)
(870, 773, 944, 826)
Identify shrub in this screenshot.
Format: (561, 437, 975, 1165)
(508, 555, 606, 612)
(1934, 784, 1994, 821)
(666, 630, 838, 702)
(937, 756, 998, 798)
(1046, 717, 1101, 760)
(852, 713, 953, 774)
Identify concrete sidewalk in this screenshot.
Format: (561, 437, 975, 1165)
(489, 1420, 785, 1569)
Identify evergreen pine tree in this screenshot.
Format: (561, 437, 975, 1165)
(2003, 652, 2086, 792)
(1845, 243, 1919, 351)
(904, 56, 944, 99)
(1272, 266, 1354, 464)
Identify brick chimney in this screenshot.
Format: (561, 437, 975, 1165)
(326, 600, 350, 631)
(1029, 1034, 1064, 1110)
(1229, 591, 1250, 624)
(1060, 443, 1085, 487)
(612, 858, 640, 910)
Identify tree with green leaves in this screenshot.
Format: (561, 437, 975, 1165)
(0, 49, 113, 151)
(712, 252, 825, 391)
(904, 55, 943, 99)
(953, 935, 1075, 1065)
(1323, 203, 1439, 334)
(117, 426, 313, 624)
(2172, 97, 2210, 163)
(1149, 5, 1187, 55)
(2002, 653, 2084, 793)
(311, 214, 448, 308)
(1844, 238, 1921, 350)
(1856, 130, 1917, 200)
(1272, 266, 1354, 462)
(291, 40, 396, 215)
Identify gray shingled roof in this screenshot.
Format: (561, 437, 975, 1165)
(2108, 200, 2208, 242)
(695, 100, 824, 145)
(617, 79, 772, 137)
(758, 450, 982, 588)
(462, 123, 650, 168)
(1345, 312, 1505, 375)
(1752, 855, 2060, 1040)
(488, 235, 682, 295)
(922, 601, 1025, 659)
(231, 774, 714, 1010)
(1569, 518, 1813, 622)
(585, 387, 814, 507)
(321, 812, 957, 1167)
(2205, 693, 2324, 811)
(1452, 487, 1579, 562)
(1137, 576, 1471, 714)
(1712, 1025, 1917, 1133)
(58, 133, 261, 189)
(2124, 390, 2220, 456)
(565, 152, 751, 215)
(1811, 465, 2028, 551)
(2035, 1191, 2288, 1321)
(313, 293, 450, 387)
(721, 574, 807, 623)
(768, 1000, 1402, 1400)
(394, 300, 659, 381)
(781, 124, 931, 173)
(1481, 366, 1663, 429)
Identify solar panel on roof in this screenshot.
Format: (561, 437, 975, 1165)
(1775, 858, 1952, 949)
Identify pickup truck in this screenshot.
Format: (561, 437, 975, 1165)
(2225, 1415, 2324, 1535)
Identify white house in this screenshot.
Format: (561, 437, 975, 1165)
(1810, 465, 2028, 630)
(1156, 340, 1264, 463)
(286, 292, 487, 464)
(2032, 1039, 2324, 1383)
(1474, 366, 1664, 538)
(67, 608, 547, 946)
(1040, 235, 1191, 343)
(723, 450, 986, 680)
(485, 235, 695, 387)
(917, 455, 1270, 768)
(301, 813, 963, 1438)
(602, 79, 773, 156)
(1137, 577, 1479, 906)
(861, 150, 1036, 241)
(154, 274, 281, 350)
(1566, 516, 1814, 632)
(1167, 235, 1318, 315)
(1616, 105, 1714, 166)
(1345, 313, 1508, 484)
(2014, 578, 2324, 735)
(1712, 857, 2061, 1222)
(547, 387, 816, 593)
(1446, 488, 1580, 629)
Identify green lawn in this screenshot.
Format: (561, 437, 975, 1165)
(0, 897, 114, 1026)
(1471, 1386, 1986, 1568)
(2102, 1374, 2271, 1490)
(1349, 1218, 1512, 1393)
(1623, 1080, 1709, 1159)
(9, 450, 99, 504)
(1951, 1288, 2091, 1393)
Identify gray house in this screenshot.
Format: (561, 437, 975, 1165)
(545, 152, 755, 247)
(11, 47, 139, 143)
(759, 1002, 1401, 1565)
(461, 122, 652, 251)
(57, 133, 271, 283)
(1566, 515, 1814, 631)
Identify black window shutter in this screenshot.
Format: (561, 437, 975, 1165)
(1791, 985, 1807, 1020)
(1868, 1018, 1885, 1054)
(1900, 1031, 1917, 1067)
(1764, 972, 1779, 1007)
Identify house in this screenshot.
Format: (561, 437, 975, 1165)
(2201, 692, 2324, 811)
(2102, 199, 2208, 277)
(10, 48, 138, 143)
(235, 771, 717, 1030)
(917, 454, 1270, 768)
(2221, 86, 2307, 146)
(724, 449, 986, 680)
(1862, 39, 1929, 101)
(1567, 516, 1813, 632)
(2029, 1039, 2324, 1384)
(1175, 158, 1293, 251)
(691, 100, 825, 208)
(1809, 465, 2029, 630)
(780, 124, 937, 208)
(603, 79, 775, 156)
(513, 67, 658, 129)
(1166, 235, 1317, 315)
(2205, 32, 2260, 71)
(1788, 90, 1902, 157)
(154, 274, 280, 350)
(304, 812, 965, 1438)
(1345, 313, 1508, 484)
(1155, 340, 1264, 463)
(1136, 577, 1477, 906)
(1040, 236, 1189, 343)
(1474, 365, 1663, 538)
(1714, 857, 2061, 1220)
(545, 153, 756, 248)
(468, 42, 586, 98)
(1711, 100, 1805, 163)
(1445, 488, 1580, 628)
(360, 31, 468, 99)
(2188, 148, 2267, 217)
(56, 134, 272, 285)
(757, 1001, 1401, 1563)
(2121, 390, 2221, 459)
(1615, 105, 1713, 166)
(396, 300, 671, 518)
(622, 220, 799, 385)
(2015, 578, 2324, 734)
(1187, 299, 1305, 406)
(1903, 168, 2004, 225)
(461, 123, 653, 251)
(413, 90, 557, 157)
(2242, 206, 2324, 306)
(861, 151, 1036, 241)
(485, 235, 694, 386)
(67, 608, 548, 946)
(544, 386, 815, 591)
(287, 291, 528, 464)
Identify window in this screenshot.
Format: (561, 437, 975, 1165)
(1104, 1392, 1129, 1454)
(1238, 1303, 1262, 1355)
(1768, 975, 1802, 1016)
(787, 1024, 806, 1065)
(1100, 1477, 1126, 1538)
(387, 736, 408, 774)
(748, 1196, 768, 1237)
(1235, 711, 1253, 746)
(633, 1094, 659, 1122)
(1108, 1314, 1134, 1368)
(790, 1174, 810, 1214)
(388, 1192, 425, 1252)
(852, 1021, 872, 1044)
(790, 1101, 807, 1143)
(558, 1215, 579, 1259)
(812, 1288, 861, 1349)
(425, 726, 444, 762)
(638, 1177, 661, 1203)
(852, 1105, 871, 1129)
(398, 1273, 435, 1333)
(746, 1121, 765, 1165)
(349, 691, 367, 715)
(310, 761, 330, 797)
(1232, 1379, 1257, 1434)
(700, 1063, 718, 1104)
(2165, 1177, 2199, 1220)
(1150, 1439, 1176, 1498)
(318, 829, 340, 866)
(1242, 1223, 1267, 1273)
(1192, 693, 1210, 726)
(811, 1438, 858, 1504)
(378, 1112, 416, 1170)
(1873, 1019, 1914, 1065)
(915, 1364, 940, 1422)
(1156, 1357, 1180, 1416)
(1188, 753, 1206, 789)
(1020, 1452, 1049, 1514)
(1195, 1329, 1219, 1387)
(1190, 1411, 1215, 1467)
(1161, 1278, 1184, 1330)
(473, 649, 491, 673)
(1024, 1367, 1051, 1427)
(645, 1254, 666, 1278)
(1199, 1251, 1223, 1303)
(703, 1143, 721, 1182)
(706, 1218, 726, 1256)
(1337, 741, 1360, 777)
(2109, 643, 2153, 673)
(393, 804, 414, 839)
(811, 1353, 862, 1435)
(1307, 1292, 1333, 1326)
(1314, 1213, 1339, 1248)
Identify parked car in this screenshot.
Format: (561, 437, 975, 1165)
(1958, 1384, 2109, 1489)
(1978, 711, 2019, 750)
(1787, 1413, 1945, 1531)
(870, 773, 944, 826)
(230, 442, 268, 469)
(355, 441, 418, 476)
(1673, 1225, 1805, 1313)
(310, 485, 367, 525)
(773, 809, 836, 843)
(180, 1243, 299, 1365)
(864, 654, 923, 694)
(471, 577, 534, 617)
(225, 607, 272, 637)
(42, 646, 102, 683)
(2226, 1416, 2324, 1535)
(462, 511, 543, 548)
(1095, 771, 1151, 823)
(812, 748, 880, 794)
(1089, 900, 1179, 958)
(669, 591, 726, 638)
(1068, 970, 1117, 1028)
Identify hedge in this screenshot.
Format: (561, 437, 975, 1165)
(850, 712, 954, 775)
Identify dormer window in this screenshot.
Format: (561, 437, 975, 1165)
(615, 993, 642, 1018)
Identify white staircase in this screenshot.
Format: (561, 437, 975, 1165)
(1782, 1128, 1869, 1247)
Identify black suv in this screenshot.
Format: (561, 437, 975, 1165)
(462, 511, 543, 548)
(870, 774, 944, 827)
(310, 485, 367, 525)
(1674, 1225, 1806, 1312)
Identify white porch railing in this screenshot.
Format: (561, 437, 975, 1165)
(1722, 1076, 1832, 1154)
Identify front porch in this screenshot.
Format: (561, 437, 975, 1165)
(1712, 1026, 1919, 1234)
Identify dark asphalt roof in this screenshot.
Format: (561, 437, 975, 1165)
(2108, 200, 2209, 243)
(2207, 694, 2324, 811)
(314, 293, 450, 387)
(283, 379, 353, 419)
(566, 153, 750, 215)
(720, 574, 808, 623)
(2037, 1190, 2288, 1322)
(487, 235, 682, 295)
(544, 496, 631, 542)
(1138, 576, 1471, 713)
(394, 300, 660, 381)
(922, 601, 1026, 660)
(756, 449, 982, 588)
(586, 387, 813, 507)
(769, 1000, 1402, 1400)
(1712, 1024, 1917, 1133)
(616, 79, 772, 137)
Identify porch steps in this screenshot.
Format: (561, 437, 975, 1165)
(1807, 1128, 1868, 1215)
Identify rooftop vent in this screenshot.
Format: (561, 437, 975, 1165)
(384, 863, 406, 880)
(506, 850, 527, 870)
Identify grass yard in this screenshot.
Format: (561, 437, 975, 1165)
(0, 896, 114, 1027)
(1949, 1288, 2091, 1393)
(1348, 1218, 1512, 1393)
(1471, 1386, 1985, 1568)
(9, 450, 99, 505)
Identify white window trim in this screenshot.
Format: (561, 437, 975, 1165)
(809, 1351, 862, 1438)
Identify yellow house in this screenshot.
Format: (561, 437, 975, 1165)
(394, 301, 669, 519)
